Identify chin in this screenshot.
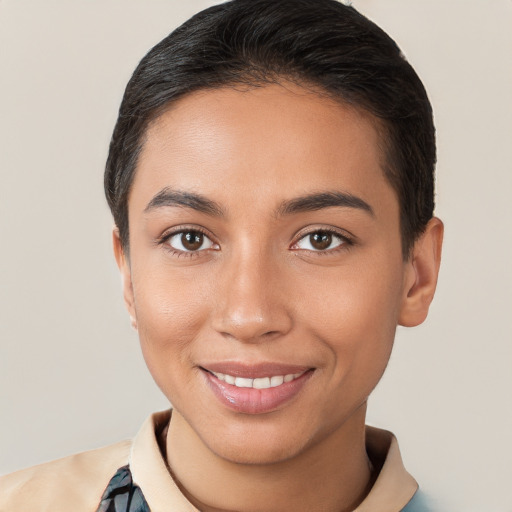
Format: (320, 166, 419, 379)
(211, 436, 306, 466)
(198, 417, 314, 466)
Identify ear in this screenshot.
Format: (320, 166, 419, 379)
(112, 227, 137, 330)
(399, 217, 444, 327)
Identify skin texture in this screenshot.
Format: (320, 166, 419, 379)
(114, 83, 443, 512)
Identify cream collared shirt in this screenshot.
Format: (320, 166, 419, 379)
(0, 410, 418, 512)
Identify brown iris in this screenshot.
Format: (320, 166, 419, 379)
(181, 231, 204, 251)
(310, 231, 333, 250)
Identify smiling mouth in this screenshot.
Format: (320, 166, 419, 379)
(200, 365, 314, 414)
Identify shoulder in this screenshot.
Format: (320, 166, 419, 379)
(0, 440, 131, 512)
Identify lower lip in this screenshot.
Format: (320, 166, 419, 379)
(203, 370, 313, 414)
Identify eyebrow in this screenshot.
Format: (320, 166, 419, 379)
(276, 191, 374, 217)
(144, 188, 374, 218)
(144, 188, 225, 217)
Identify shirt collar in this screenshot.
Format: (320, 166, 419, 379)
(130, 410, 417, 512)
(354, 425, 418, 511)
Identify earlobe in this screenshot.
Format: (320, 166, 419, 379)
(399, 217, 444, 327)
(112, 227, 137, 323)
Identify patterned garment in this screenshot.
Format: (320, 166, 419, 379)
(96, 465, 150, 512)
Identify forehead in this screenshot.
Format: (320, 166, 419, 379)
(130, 83, 396, 218)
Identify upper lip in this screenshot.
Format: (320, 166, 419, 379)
(200, 362, 312, 379)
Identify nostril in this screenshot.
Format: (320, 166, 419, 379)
(262, 330, 281, 338)
(217, 326, 287, 344)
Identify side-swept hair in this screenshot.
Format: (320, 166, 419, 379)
(105, 0, 435, 258)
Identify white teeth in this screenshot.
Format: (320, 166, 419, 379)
(224, 374, 236, 385)
(270, 375, 284, 387)
(211, 371, 305, 389)
(235, 377, 253, 388)
(253, 377, 271, 389)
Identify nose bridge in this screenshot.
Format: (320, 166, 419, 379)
(212, 239, 292, 343)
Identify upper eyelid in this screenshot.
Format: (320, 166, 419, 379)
(159, 225, 215, 243)
(159, 227, 218, 257)
(290, 228, 355, 255)
(293, 226, 354, 243)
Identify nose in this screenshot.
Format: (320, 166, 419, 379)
(211, 247, 293, 344)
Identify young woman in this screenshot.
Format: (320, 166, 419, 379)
(1, 1, 443, 510)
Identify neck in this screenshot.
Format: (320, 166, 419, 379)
(165, 404, 374, 512)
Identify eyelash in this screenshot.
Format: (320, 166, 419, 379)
(157, 226, 354, 259)
(292, 228, 354, 255)
(157, 226, 217, 259)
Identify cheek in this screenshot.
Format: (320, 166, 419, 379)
(298, 257, 403, 376)
(130, 264, 212, 385)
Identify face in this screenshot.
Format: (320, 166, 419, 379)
(117, 83, 421, 464)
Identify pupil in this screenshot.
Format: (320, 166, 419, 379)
(182, 231, 203, 250)
(311, 232, 332, 250)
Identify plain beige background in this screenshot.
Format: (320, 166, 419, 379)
(1, 1, 511, 510)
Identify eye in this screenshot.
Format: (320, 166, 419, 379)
(293, 230, 347, 252)
(166, 230, 216, 252)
